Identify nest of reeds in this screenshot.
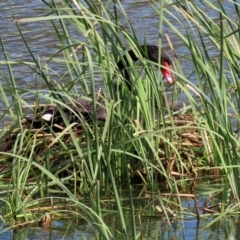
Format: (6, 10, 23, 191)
(0, 103, 218, 185)
(131, 113, 219, 185)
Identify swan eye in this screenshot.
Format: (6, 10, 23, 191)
(42, 113, 53, 121)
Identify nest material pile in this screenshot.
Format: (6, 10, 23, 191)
(132, 113, 218, 184)
(0, 110, 217, 183)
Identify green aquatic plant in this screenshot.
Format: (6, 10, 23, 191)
(0, 0, 240, 238)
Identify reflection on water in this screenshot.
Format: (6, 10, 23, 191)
(0, 188, 239, 240)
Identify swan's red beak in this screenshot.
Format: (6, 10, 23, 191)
(161, 61, 173, 84)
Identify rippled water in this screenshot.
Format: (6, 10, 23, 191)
(0, 0, 238, 239)
(0, 1, 236, 111)
(0, 0, 190, 111)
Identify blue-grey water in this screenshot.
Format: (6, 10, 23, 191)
(0, 0, 238, 239)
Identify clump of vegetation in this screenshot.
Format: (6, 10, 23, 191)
(0, 0, 240, 238)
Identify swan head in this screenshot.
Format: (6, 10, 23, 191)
(161, 60, 173, 84)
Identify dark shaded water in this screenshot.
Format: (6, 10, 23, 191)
(0, 0, 238, 239)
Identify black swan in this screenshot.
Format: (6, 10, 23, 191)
(25, 45, 172, 130)
(117, 45, 172, 90)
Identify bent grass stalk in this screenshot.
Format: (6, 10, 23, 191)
(167, 0, 240, 220)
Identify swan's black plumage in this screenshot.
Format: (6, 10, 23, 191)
(25, 45, 172, 131)
(25, 94, 107, 131)
(117, 45, 172, 90)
